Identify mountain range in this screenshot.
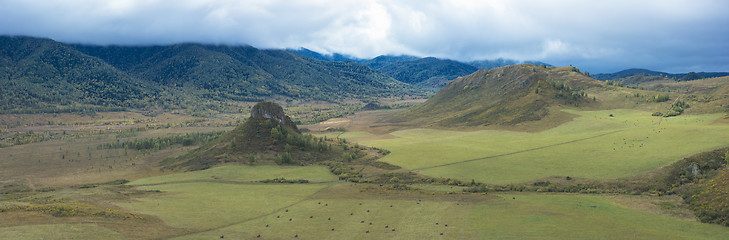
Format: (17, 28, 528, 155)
(0, 36, 416, 113)
(3, 35, 728, 115)
(592, 68, 729, 85)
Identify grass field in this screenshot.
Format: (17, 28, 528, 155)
(110, 165, 729, 239)
(128, 165, 337, 185)
(359, 109, 729, 184)
(0, 224, 126, 240)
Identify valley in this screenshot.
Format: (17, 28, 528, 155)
(1, 38, 728, 239)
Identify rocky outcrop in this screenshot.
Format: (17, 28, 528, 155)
(250, 102, 299, 133)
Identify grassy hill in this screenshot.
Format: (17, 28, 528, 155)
(387, 64, 601, 127)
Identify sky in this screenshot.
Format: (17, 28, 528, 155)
(1, 0, 728, 73)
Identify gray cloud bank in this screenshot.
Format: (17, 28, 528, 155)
(1, 0, 727, 73)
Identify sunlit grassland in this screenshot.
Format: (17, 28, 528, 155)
(177, 194, 729, 239)
(0, 224, 125, 240)
(118, 165, 338, 230)
(359, 109, 729, 184)
(313, 131, 375, 140)
(111, 165, 729, 239)
(469, 193, 729, 239)
(117, 183, 332, 230)
(128, 165, 337, 185)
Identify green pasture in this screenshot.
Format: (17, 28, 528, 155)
(314, 131, 375, 140)
(114, 165, 729, 239)
(469, 193, 729, 239)
(128, 165, 337, 185)
(118, 182, 332, 230)
(177, 194, 729, 239)
(359, 109, 729, 184)
(0, 224, 125, 240)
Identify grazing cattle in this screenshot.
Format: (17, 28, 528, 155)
(325, 204, 328, 206)
(444, 224, 448, 227)
(285, 209, 289, 212)
(366, 230, 369, 233)
(350, 213, 354, 215)
(392, 228, 396, 231)
(265, 224, 269, 227)
(328, 217, 331, 220)
(369, 222, 372, 225)
(289, 218, 292, 221)
(220, 235, 224, 239)
(366, 210, 370, 212)
(277, 216, 280, 218)
(294, 234, 298, 238)
(389, 205, 393, 207)
(256, 234, 260, 238)
(436, 222, 439, 225)
(385, 225, 388, 228)
(331, 228, 335, 231)
(440, 233, 444, 235)
(318, 202, 321, 204)
(310, 216, 313, 218)
(361, 220, 365, 223)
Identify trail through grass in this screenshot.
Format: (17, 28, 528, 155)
(114, 165, 729, 239)
(360, 109, 729, 184)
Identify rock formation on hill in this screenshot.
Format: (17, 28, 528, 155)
(164, 102, 336, 170)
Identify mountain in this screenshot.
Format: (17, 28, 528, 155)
(288, 48, 360, 62)
(164, 102, 350, 170)
(289, 49, 550, 90)
(361, 55, 420, 69)
(0, 36, 156, 112)
(386, 64, 601, 127)
(74, 43, 415, 102)
(0, 35, 420, 113)
(593, 68, 729, 85)
(364, 56, 478, 88)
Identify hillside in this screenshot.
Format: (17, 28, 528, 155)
(363, 56, 478, 89)
(73, 43, 416, 102)
(386, 64, 602, 127)
(468, 59, 551, 70)
(0, 35, 423, 113)
(0, 36, 156, 112)
(288, 48, 360, 62)
(165, 102, 349, 170)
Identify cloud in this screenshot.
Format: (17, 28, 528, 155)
(0, 0, 727, 72)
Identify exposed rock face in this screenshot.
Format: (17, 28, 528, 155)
(250, 102, 300, 133)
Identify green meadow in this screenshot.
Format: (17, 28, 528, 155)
(112, 165, 729, 239)
(0, 224, 125, 240)
(128, 165, 337, 185)
(360, 109, 729, 184)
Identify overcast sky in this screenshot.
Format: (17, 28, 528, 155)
(1, 0, 727, 73)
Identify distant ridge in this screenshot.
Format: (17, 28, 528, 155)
(593, 68, 729, 85)
(363, 56, 478, 89)
(288, 47, 361, 62)
(288, 49, 551, 90)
